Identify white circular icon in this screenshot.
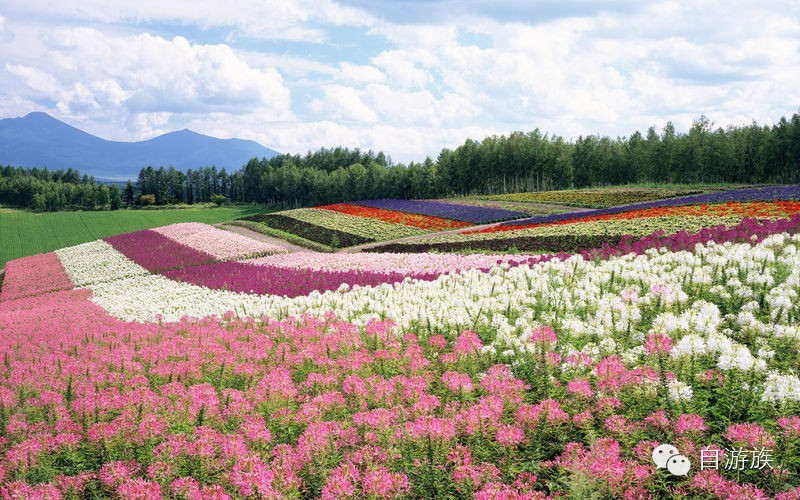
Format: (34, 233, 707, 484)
(667, 454, 691, 476)
(652, 444, 679, 469)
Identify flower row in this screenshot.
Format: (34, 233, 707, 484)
(151, 222, 287, 259)
(469, 201, 800, 234)
(240, 213, 374, 248)
(317, 203, 471, 231)
(482, 187, 704, 208)
(501, 184, 800, 227)
(280, 208, 427, 240)
(352, 198, 526, 223)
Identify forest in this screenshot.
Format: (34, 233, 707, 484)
(2, 114, 800, 211)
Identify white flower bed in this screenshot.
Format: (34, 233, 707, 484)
(55, 241, 149, 287)
(59, 233, 800, 404)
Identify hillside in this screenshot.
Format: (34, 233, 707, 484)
(0, 112, 278, 180)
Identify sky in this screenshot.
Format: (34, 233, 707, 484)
(1, 0, 799, 163)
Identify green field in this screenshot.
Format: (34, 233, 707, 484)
(0, 206, 266, 268)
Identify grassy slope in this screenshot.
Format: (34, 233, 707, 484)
(0, 205, 266, 268)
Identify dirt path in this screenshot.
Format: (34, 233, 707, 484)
(217, 224, 310, 253)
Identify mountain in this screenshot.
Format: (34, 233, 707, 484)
(0, 112, 279, 180)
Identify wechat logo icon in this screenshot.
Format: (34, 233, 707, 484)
(653, 443, 691, 476)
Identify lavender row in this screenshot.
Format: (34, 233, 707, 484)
(104, 230, 217, 272)
(353, 199, 526, 223)
(163, 261, 441, 297)
(502, 184, 800, 226)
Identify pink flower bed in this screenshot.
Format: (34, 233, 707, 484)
(0, 275, 796, 496)
(152, 223, 287, 260)
(0, 253, 73, 301)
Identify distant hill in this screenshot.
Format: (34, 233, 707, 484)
(0, 112, 279, 180)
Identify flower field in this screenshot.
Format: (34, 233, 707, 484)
(479, 187, 709, 208)
(369, 190, 800, 254)
(239, 200, 528, 249)
(2, 190, 800, 498)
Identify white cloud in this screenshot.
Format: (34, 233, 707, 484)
(5, 64, 60, 94)
(21, 28, 293, 131)
(2, 1, 800, 164)
(310, 85, 379, 123)
(0, 15, 12, 42)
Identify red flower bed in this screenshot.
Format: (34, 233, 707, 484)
(466, 201, 800, 234)
(318, 203, 471, 231)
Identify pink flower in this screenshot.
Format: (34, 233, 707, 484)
(529, 325, 557, 345)
(516, 399, 570, 428)
(675, 414, 707, 435)
(428, 335, 448, 350)
(320, 464, 358, 500)
(644, 410, 670, 430)
(566, 378, 594, 398)
(572, 410, 593, 427)
(496, 424, 526, 446)
(777, 416, 800, 438)
(361, 467, 410, 498)
(441, 371, 474, 393)
(117, 478, 163, 499)
(724, 423, 776, 449)
(453, 330, 483, 355)
(644, 333, 673, 356)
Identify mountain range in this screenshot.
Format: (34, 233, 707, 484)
(0, 112, 279, 180)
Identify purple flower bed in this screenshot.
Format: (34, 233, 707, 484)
(104, 230, 217, 272)
(352, 199, 526, 223)
(502, 184, 800, 227)
(163, 261, 442, 297)
(581, 215, 800, 260)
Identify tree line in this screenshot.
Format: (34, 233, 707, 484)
(0, 166, 122, 211)
(3, 114, 800, 211)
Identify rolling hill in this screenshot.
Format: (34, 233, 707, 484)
(0, 112, 279, 180)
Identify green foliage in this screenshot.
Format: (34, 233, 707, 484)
(210, 194, 227, 206)
(0, 206, 265, 268)
(138, 194, 155, 206)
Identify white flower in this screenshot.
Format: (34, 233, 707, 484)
(761, 372, 800, 403)
(670, 335, 707, 358)
(667, 380, 694, 402)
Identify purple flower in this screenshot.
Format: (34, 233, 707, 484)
(353, 199, 525, 223)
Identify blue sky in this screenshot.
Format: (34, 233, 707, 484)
(1, 0, 798, 163)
